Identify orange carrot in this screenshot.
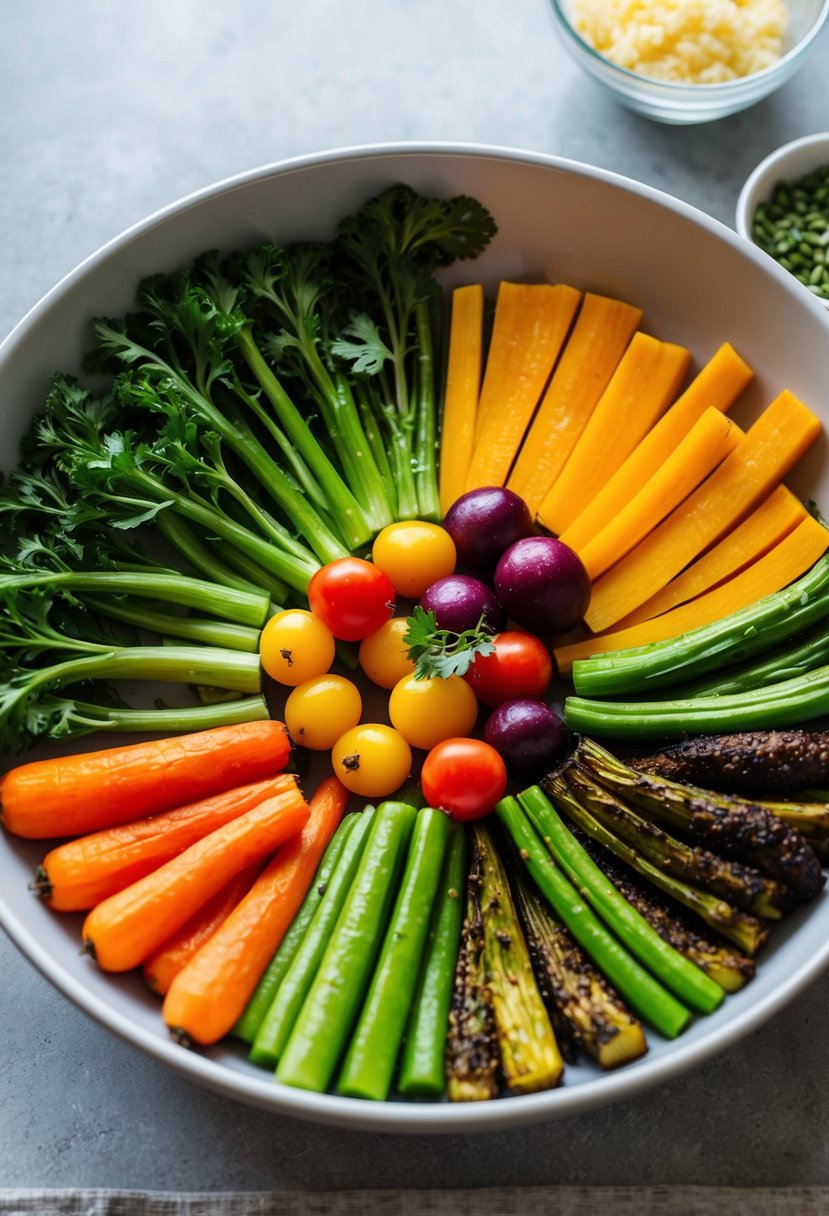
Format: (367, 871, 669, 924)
(1, 721, 292, 840)
(438, 284, 485, 514)
(81, 785, 309, 972)
(143, 865, 261, 997)
(34, 774, 298, 912)
(162, 776, 349, 1045)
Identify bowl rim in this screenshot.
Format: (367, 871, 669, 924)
(548, 0, 829, 92)
(2, 140, 829, 1134)
(734, 131, 829, 309)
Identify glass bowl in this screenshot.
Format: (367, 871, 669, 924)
(548, 0, 829, 124)
(736, 132, 829, 310)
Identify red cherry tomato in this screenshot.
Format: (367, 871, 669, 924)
(464, 630, 553, 709)
(421, 738, 507, 821)
(308, 558, 396, 642)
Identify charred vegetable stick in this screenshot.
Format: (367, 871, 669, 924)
(495, 796, 693, 1038)
(511, 862, 647, 1068)
(1, 720, 293, 840)
(519, 786, 725, 1014)
(162, 777, 347, 1045)
(471, 822, 564, 1094)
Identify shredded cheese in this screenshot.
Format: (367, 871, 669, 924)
(570, 0, 788, 83)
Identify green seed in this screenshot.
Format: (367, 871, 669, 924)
(810, 266, 824, 285)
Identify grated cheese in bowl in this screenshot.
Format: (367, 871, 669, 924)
(569, 0, 788, 83)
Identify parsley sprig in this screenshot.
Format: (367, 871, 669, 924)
(403, 605, 496, 680)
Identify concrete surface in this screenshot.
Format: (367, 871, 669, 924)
(1, 0, 828, 1192)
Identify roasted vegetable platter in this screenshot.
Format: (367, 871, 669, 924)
(2, 147, 829, 1133)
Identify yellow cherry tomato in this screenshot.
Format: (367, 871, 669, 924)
(259, 609, 335, 687)
(388, 673, 479, 751)
(358, 617, 415, 689)
(284, 675, 363, 751)
(371, 521, 456, 599)
(331, 723, 412, 798)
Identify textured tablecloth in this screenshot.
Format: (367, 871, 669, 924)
(2, 1191, 829, 1215)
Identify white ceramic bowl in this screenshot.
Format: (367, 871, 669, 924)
(3, 144, 829, 1133)
(549, 0, 829, 124)
(736, 131, 829, 310)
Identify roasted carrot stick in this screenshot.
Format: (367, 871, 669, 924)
(162, 776, 349, 1046)
(143, 865, 262, 996)
(32, 774, 297, 912)
(1, 721, 292, 840)
(81, 785, 309, 972)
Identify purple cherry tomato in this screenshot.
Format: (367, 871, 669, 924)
(483, 698, 569, 779)
(444, 487, 534, 575)
(420, 574, 506, 635)
(494, 537, 590, 635)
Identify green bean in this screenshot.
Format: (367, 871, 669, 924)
(571, 550, 829, 697)
(337, 808, 451, 1100)
(566, 661, 829, 740)
(232, 812, 360, 1043)
(276, 800, 417, 1093)
(518, 787, 724, 1015)
(397, 822, 468, 1098)
(682, 621, 829, 697)
(248, 807, 375, 1067)
(496, 797, 692, 1040)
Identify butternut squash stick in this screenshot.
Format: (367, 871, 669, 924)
(162, 776, 349, 1046)
(438, 285, 485, 515)
(143, 865, 261, 996)
(618, 485, 808, 628)
(555, 514, 829, 673)
(34, 774, 298, 912)
(507, 293, 642, 514)
(537, 333, 691, 535)
(559, 342, 754, 555)
(584, 391, 822, 633)
(0, 720, 292, 840)
(465, 282, 581, 490)
(81, 785, 309, 972)
(572, 408, 742, 582)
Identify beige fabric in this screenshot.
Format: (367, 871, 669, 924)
(1, 1190, 829, 1216)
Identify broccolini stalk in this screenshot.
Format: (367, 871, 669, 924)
(544, 769, 769, 956)
(0, 644, 262, 750)
(563, 759, 788, 920)
(91, 273, 348, 565)
(577, 738, 825, 905)
(228, 243, 390, 542)
(569, 825, 756, 994)
(509, 859, 647, 1069)
(332, 185, 497, 520)
(472, 822, 564, 1094)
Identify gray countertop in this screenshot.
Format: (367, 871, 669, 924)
(2, 0, 829, 1192)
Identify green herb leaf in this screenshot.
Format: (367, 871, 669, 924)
(403, 605, 496, 681)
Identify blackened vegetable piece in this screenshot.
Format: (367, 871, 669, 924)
(544, 768, 769, 956)
(509, 860, 647, 1069)
(580, 738, 825, 903)
(569, 825, 755, 993)
(472, 822, 564, 1094)
(445, 845, 500, 1102)
(631, 729, 829, 796)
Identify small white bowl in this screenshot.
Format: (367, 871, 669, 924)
(549, 0, 829, 125)
(736, 132, 829, 309)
